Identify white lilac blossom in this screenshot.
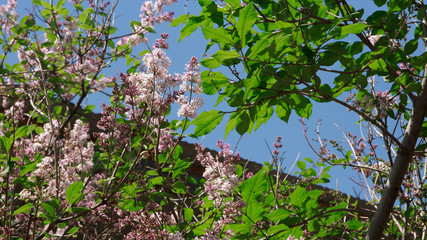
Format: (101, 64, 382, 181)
(0, 0, 18, 34)
(197, 141, 240, 202)
(368, 34, 382, 46)
(176, 56, 204, 119)
(19, 120, 98, 204)
(195, 141, 243, 239)
(120, 36, 202, 120)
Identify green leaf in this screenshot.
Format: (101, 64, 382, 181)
(42, 202, 56, 218)
(65, 181, 84, 205)
(67, 227, 80, 235)
(308, 219, 321, 232)
(276, 103, 291, 123)
(245, 200, 264, 223)
(145, 27, 156, 33)
(79, 12, 89, 25)
(236, 111, 250, 135)
(84, 105, 95, 113)
(302, 46, 314, 62)
(231, 223, 250, 234)
(172, 181, 187, 194)
(225, 115, 237, 139)
(74, 4, 84, 11)
(294, 96, 312, 119)
(290, 187, 308, 207)
(184, 207, 193, 222)
(200, 57, 221, 69)
(69, 207, 90, 213)
(170, 14, 189, 27)
(369, 58, 388, 75)
(212, 50, 241, 64)
(348, 41, 364, 55)
(1, 136, 13, 153)
(20, 157, 42, 176)
(236, 164, 243, 178)
(297, 161, 306, 170)
(346, 219, 364, 230)
(13, 203, 34, 216)
(39, 0, 52, 9)
(201, 71, 229, 94)
(334, 22, 368, 39)
(404, 39, 418, 55)
(267, 224, 289, 236)
(56, 0, 65, 8)
(236, 3, 257, 44)
(192, 110, 224, 136)
(0, 160, 14, 176)
(241, 168, 267, 204)
(32, 0, 42, 5)
(179, 16, 205, 42)
(224, 0, 240, 8)
(172, 159, 191, 178)
(149, 176, 165, 185)
(198, 0, 211, 7)
(265, 209, 290, 222)
(374, 0, 387, 7)
(201, 27, 235, 46)
(324, 0, 337, 9)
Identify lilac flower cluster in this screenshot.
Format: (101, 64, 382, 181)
(4, 99, 24, 124)
(176, 56, 204, 119)
(196, 141, 240, 204)
(95, 103, 131, 149)
(0, 0, 18, 34)
(195, 141, 244, 239)
(120, 35, 203, 121)
(272, 136, 283, 162)
(117, 208, 176, 240)
(18, 120, 99, 202)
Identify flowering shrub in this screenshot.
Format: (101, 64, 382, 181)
(0, 0, 218, 238)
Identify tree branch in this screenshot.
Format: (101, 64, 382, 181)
(367, 10, 427, 238)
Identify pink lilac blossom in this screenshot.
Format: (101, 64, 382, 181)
(4, 99, 25, 123)
(95, 103, 130, 149)
(195, 141, 243, 239)
(0, 0, 18, 34)
(176, 57, 204, 118)
(91, 76, 116, 92)
(140, 0, 176, 29)
(272, 136, 283, 161)
(121, 41, 202, 120)
(19, 120, 98, 204)
(286, 236, 304, 240)
(116, 207, 176, 240)
(196, 200, 244, 239)
(68, 0, 83, 4)
(397, 62, 416, 76)
(157, 128, 175, 152)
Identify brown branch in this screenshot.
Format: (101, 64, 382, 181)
(367, 9, 427, 239)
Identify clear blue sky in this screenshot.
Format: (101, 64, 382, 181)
(14, 0, 385, 197)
